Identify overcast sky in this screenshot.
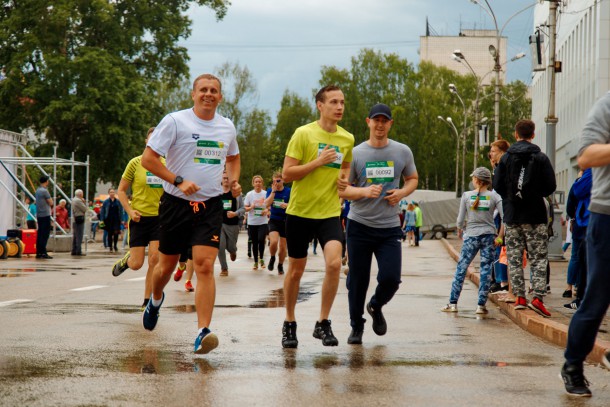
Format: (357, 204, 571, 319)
(180, 0, 537, 117)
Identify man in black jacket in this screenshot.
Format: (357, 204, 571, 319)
(492, 119, 556, 317)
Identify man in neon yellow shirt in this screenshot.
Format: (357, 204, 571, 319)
(281, 85, 354, 348)
(413, 201, 423, 246)
(113, 127, 165, 310)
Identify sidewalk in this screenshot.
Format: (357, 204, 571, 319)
(441, 235, 610, 364)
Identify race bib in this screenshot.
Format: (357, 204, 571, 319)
(365, 161, 395, 183)
(318, 143, 343, 169)
(194, 140, 224, 164)
(222, 200, 232, 210)
(253, 207, 264, 216)
(146, 172, 163, 188)
(272, 199, 284, 209)
(470, 195, 491, 211)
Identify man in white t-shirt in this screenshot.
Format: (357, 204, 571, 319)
(141, 73, 242, 355)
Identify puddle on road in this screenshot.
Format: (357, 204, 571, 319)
(0, 356, 69, 379)
(172, 281, 319, 312)
(39, 303, 141, 315)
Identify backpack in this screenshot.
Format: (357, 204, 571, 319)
(506, 152, 536, 200)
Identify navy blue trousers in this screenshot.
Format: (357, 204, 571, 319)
(346, 219, 402, 329)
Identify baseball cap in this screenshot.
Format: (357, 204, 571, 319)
(368, 103, 392, 120)
(470, 167, 492, 183)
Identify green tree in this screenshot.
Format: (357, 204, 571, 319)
(216, 61, 257, 131)
(238, 109, 274, 187)
(0, 0, 229, 189)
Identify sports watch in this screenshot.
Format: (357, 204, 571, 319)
(173, 175, 184, 187)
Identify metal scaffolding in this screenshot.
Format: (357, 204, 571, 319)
(0, 128, 90, 252)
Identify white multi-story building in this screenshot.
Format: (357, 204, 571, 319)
(531, 0, 610, 196)
(420, 29, 507, 86)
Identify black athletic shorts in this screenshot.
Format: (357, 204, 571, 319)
(268, 218, 287, 238)
(158, 192, 223, 255)
(285, 215, 343, 259)
(128, 216, 160, 247)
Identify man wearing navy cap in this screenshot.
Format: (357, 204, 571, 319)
(338, 103, 418, 344)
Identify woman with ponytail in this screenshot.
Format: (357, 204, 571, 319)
(441, 167, 504, 314)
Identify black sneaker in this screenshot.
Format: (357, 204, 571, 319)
(347, 327, 363, 345)
(282, 321, 298, 348)
(142, 293, 164, 331)
(563, 300, 580, 310)
(313, 319, 339, 346)
(268, 256, 276, 271)
(489, 282, 502, 293)
(602, 350, 610, 370)
(112, 252, 130, 277)
(367, 301, 387, 336)
(277, 263, 284, 275)
(560, 363, 592, 397)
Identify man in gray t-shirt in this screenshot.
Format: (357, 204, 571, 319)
(338, 103, 418, 345)
(35, 175, 53, 259)
(561, 91, 610, 397)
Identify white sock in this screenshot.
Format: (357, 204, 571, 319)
(151, 296, 162, 307)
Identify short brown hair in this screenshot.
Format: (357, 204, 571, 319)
(515, 120, 535, 139)
(315, 85, 342, 103)
(193, 74, 222, 93)
(491, 139, 510, 153)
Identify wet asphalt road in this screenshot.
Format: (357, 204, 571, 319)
(0, 234, 608, 406)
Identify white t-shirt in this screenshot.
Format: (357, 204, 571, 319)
(147, 108, 239, 201)
(244, 189, 268, 226)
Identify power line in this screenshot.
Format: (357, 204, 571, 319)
(180, 40, 420, 52)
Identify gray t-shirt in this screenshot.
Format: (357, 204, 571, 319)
(579, 91, 610, 215)
(348, 139, 416, 228)
(35, 186, 51, 218)
(457, 189, 503, 238)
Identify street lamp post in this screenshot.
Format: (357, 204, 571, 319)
(469, 0, 538, 140)
(448, 84, 468, 186)
(438, 116, 460, 196)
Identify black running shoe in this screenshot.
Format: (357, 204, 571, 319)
(560, 363, 592, 397)
(489, 282, 502, 293)
(367, 301, 387, 336)
(282, 321, 298, 348)
(112, 252, 130, 277)
(268, 256, 276, 271)
(347, 327, 363, 345)
(277, 263, 284, 275)
(313, 319, 339, 346)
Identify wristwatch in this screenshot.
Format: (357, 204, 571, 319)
(173, 175, 184, 187)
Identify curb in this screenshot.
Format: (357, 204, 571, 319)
(440, 238, 610, 365)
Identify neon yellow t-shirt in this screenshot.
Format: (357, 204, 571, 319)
(285, 121, 354, 219)
(121, 155, 166, 217)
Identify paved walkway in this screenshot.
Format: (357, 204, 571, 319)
(441, 235, 610, 364)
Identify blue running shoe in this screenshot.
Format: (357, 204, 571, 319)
(142, 292, 164, 331)
(194, 328, 219, 354)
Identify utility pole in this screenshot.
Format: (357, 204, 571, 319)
(545, 0, 562, 260)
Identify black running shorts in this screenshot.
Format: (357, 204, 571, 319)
(285, 215, 343, 259)
(158, 192, 223, 255)
(128, 216, 160, 247)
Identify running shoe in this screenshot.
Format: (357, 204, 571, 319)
(230, 252, 237, 261)
(528, 297, 551, 317)
(560, 363, 591, 397)
(142, 292, 164, 331)
(366, 301, 387, 336)
(112, 252, 130, 277)
(184, 280, 194, 292)
(174, 263, 186, 281)
(562, 289, 573, 298)
(313, 319, 339, 346)
(194, 328, 219, 354)
(259, 258, 265, 269)
(220, 269, 229, 277)
(475, 305, 488, 314)
(441, 303, 458, 312)
(602, 350, 610, 370)
(563, 300, 579, 310)
(282, 321, 298, 348)
(268, 256, 276, 271)
(514, 296, 528, 310)
(347, 327, 363, 345)
(277, 263, 284, 275)
(252, 262, 258, 270)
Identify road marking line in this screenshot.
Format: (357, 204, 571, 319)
(70, 285, 107, 291)
(126, 277, 146, 282)
(0, 299, 33, 307)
